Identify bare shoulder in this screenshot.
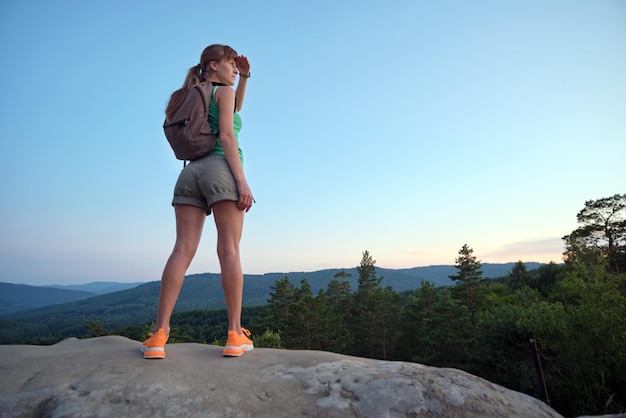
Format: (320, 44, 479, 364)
(214, 85, 235, 102)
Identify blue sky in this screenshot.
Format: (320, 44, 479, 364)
(1, 1, 624, 286)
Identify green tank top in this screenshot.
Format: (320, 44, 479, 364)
(208, 85, 243, 163)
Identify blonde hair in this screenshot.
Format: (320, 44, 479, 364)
(165, 44, 238, 121)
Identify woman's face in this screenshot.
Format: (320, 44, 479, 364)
(212, 56, 238, 86)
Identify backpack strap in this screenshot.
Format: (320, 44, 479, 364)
(182, 83, 213, 167)
(194, 82, 212, 116)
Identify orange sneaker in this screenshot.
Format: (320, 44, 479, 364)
(141, 328, 168, 359)
(223, 328, 254, 357)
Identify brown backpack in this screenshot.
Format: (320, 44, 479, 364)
(163, 82, 216, 162)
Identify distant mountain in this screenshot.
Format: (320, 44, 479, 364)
(0, 282, 96, 316)
(43, 281, 144, 295)
(259, 262, 542, 294)
(0, 263, 541, 343)
(394, 263, 543, 286)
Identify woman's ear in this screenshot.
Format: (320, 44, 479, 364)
(208, 60, 218, 72)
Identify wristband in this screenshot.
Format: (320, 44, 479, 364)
(240, 73, 251, 78)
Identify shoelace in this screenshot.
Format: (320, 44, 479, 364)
(241, 328, 251, 337)
(146, 329, 169, 340)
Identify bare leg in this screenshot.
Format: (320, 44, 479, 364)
(212, 200, 245, 334)
(154, 204, 206, 335)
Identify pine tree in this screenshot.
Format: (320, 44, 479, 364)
(260, 276, 297, 344)
(326, 275, 353, 353)
(508, 260, 531, 290)
(352, 251, 398, 359)
(449, 244, 487, 325)
(291, 279, 315, 349)
(563, 193, 626, 274)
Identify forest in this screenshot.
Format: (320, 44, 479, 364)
(117, 193, 626, 417)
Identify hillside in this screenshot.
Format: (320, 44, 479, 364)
(0, 282, 96, 316)
(0, 263, 540, 343)
(0, 281, 144, 316)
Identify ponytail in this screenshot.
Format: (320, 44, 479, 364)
(165, 65, 202, 121)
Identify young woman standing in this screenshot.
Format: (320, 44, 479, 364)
(142, 44, 254, 358)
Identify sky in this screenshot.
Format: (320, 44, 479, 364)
(0, 1, 625, 286)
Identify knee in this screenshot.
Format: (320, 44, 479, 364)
(216, 243, 240, 261)
(172, 246, 197, 263)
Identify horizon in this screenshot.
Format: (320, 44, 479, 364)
(5, 259, 554, 287)
(1, 1, 623, 286)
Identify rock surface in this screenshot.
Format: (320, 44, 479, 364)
(0, 336, 562, 417)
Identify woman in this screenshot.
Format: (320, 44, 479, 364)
(142, 44, 254, 358)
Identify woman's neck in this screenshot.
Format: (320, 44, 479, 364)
(205, 76, 228, 86)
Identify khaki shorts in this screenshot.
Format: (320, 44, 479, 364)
(171, 154, 239, 215)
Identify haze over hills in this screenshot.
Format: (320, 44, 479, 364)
(0, 282, 96, 316)
(0, 281, 145, 316)
(43, 281, 146, 295)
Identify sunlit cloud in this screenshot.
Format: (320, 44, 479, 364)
(482, 238, 565, 263)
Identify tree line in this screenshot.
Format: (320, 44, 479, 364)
(248, 194, 626, 417)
